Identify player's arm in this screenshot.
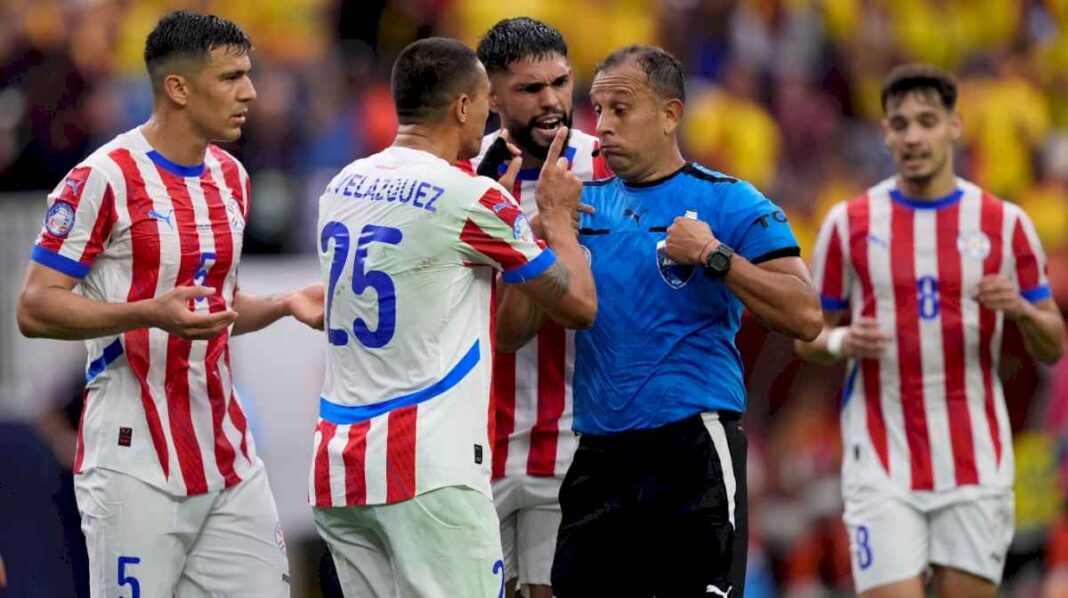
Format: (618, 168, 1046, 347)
(976, 276, 1064, 363)
(230, 285, 324, 336)
(498, 128, 597, 335)
(17, 263, 237, 340)
(794, 310, 893, 365)
(665, 216, 822, 341)
(495, 281, 550, 353)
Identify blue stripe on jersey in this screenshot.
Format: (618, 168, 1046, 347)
(821, 295, 850, 310)
(86, 338, 124, 383)
(319, 339, 481, 424)
(501, 248, 557, 284)
(840, 361, 859, 410)
(147, 150, 205, 178)
(1022, 284, 1052, 303)
(31, 245, 90, 279)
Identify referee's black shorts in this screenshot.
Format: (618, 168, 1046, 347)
(551, 411, 747, 598)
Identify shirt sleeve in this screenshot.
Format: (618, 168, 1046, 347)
(31, 165, 117, 279)
(1011, 206, 1052, 302)
(720, 181, 800, 264)
(810, 202, 852, 311)
(457, 184, 557, 283)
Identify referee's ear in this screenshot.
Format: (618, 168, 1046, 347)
(662, 97, 684, 136)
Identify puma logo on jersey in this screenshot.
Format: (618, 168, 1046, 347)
(65, 177, 84, 194)
(867, 233, 889, 249)
(148, 209, 174, 230)
(706, 584, 731, 596)
(623, 208, 644, 225)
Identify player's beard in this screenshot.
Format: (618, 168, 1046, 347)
(506, 110, 573, 161)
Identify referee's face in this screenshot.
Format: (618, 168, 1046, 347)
(590, 62, 665, 181)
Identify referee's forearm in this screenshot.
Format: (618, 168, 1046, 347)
(725, 257, 822, 341)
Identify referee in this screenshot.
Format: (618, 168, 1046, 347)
(550, 45, 822, 597)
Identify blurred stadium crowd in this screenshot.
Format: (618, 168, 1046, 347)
(3, 0, 1068, 596)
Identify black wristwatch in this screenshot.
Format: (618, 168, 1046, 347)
(703, 243, 734, 279)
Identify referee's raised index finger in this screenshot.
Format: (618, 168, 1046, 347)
(544, 126, 569, 167)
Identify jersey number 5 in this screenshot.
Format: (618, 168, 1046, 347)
(321, 222, 403, 348)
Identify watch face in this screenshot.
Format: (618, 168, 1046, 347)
(711, 251, 730, 270)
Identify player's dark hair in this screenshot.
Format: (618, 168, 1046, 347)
(392, 37, 483, 126)
(595, 45, 686, 103)
(144, 11, 251, 91)
(476, 17, 568, 76)
(881, 63, 957, 112)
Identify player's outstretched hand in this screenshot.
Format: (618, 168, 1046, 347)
(974, 274, 1024, 319)
(666, 217, 717, 264)
(288, 283, 325, 330)
(843, 317, 892, 359)
(495, 129, 524, 191)
(534, 127, 585, 230)
(150, 286, 238, 340)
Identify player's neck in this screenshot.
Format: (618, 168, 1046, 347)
(393, 125, 460, 163)
(895, 167, 957, 200)
(140, 113, 209, 167)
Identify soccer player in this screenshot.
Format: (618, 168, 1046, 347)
(547, 45, 822, 597)
(467, 17, 609, 598)
(15, 10, 324, 597)
(796, 64, 1065, 597)
(310, 37, 596, 597)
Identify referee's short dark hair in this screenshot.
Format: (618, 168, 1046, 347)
(477, 17, 568, 76)
(881, 63, 958, 112)
(392, 37, 483, 126)
(596, 45, 686, 103)
(144, 11, 251, 91)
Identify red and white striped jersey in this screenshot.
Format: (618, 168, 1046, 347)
(469, 128, 610, 480)
(32, 128, 258, 497)
(812, 177, 1051, 494)
(311, 146, 557, 507)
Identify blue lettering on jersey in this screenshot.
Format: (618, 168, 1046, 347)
(331, 174, 440, 213)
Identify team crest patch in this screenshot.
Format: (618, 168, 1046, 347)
(225, 197, 245, 232)
(274, 522, 287, 554)
(655, 239, 695, 289)
(45, 201, 76, 237)
(513, 213, 535, 243)
(957, 231, 991, 260)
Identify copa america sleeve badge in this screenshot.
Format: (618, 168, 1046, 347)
(45, 201, 77, 238)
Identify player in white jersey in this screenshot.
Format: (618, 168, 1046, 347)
(460, 18, 611, 598)
(797, 64, 1065, 597)
(310, 37, 597, 597)
(16, 11, 323, 597)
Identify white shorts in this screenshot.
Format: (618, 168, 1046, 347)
(314, 485, 504, 597)
(493, 475, 562, 587)
(74, 465, 290, 597)
(843, 486, 1014, 593)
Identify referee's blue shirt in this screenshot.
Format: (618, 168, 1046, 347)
(574, 163, 801, 434)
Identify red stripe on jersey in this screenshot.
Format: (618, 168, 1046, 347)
(159, 167, 208, 495)
(73, 389, 89, 473)
(1012, 216, 1041, 291)
(455, 159, 476, 176)
(200, 169, 242, 486)
(223, 346, 251, 463)
(890, 202, 933, 490)
(460, 219, 530, 270)
(111, 148, 170, 479)
(528, 323, 565, 476)
(822, 225, 845, 300)
(847, 195, 889, 473)
(80, 183, 117, 264)
(205, 331, 240, 487)
(478, 188, 523, 227)
(386, 406, 418, 502)
(980, 194, 1004, 464)
(209, 146, 247, 217)
(314, 421, 338, 505)
(39, 166, 93, 253)
(343, 420, 371, 506)
(936, 202, 978, 485)
(592, 142, 612, 180)
(492, 345, 517, 480)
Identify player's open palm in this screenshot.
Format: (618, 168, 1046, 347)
(151, 286, 238, 340)
(288, 283, 325, 330)
(843, 317, 892, 359)
(534, 127, 584, 222)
